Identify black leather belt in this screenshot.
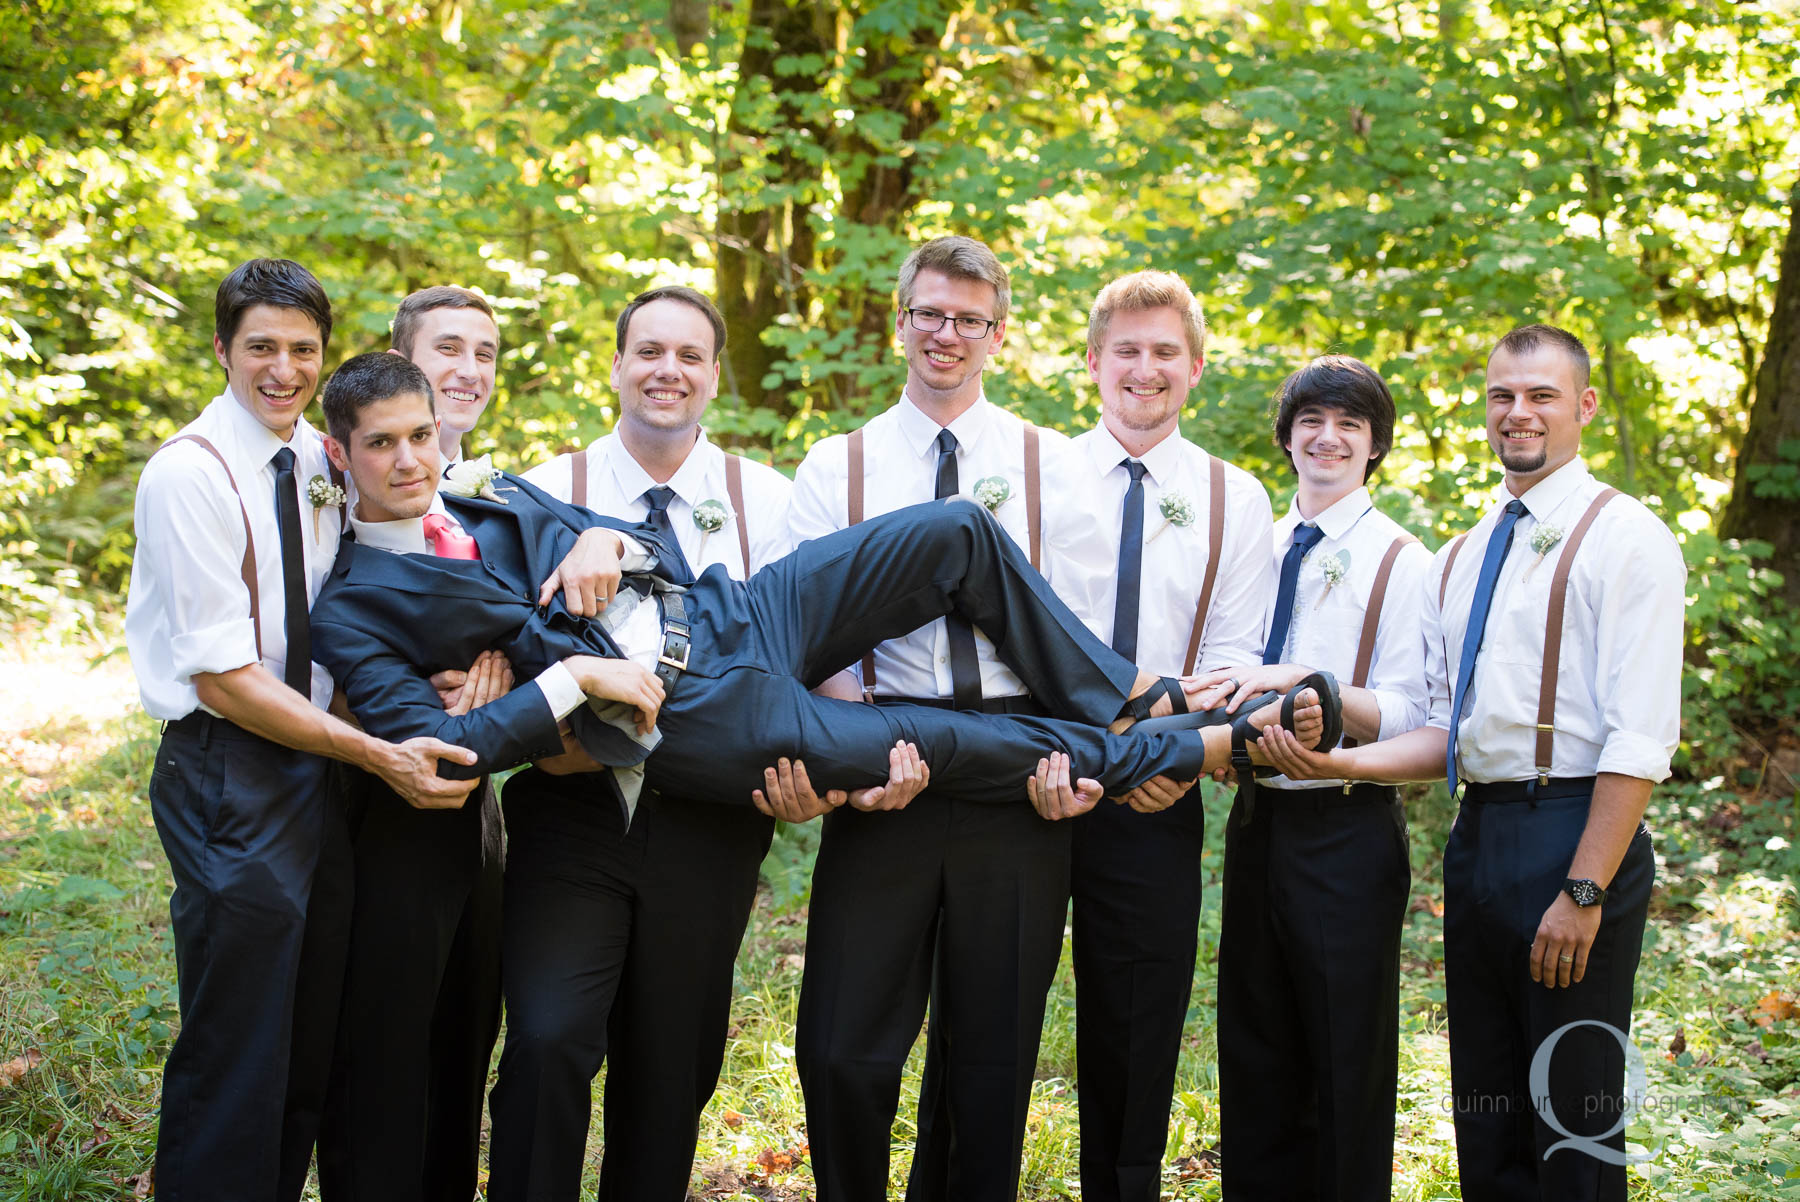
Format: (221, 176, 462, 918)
(1264, 781, 1399, 806)
(654, 591, 692, 695)
(1463, 776, 1597, 805)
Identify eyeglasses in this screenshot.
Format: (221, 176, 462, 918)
(902, 308, 999, 339)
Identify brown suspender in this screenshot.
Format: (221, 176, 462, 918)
(845, 422, 1042, 691)
(1535, 488, 1619, 782)
(570, 448, 587, 509)
(724, 452, 752, 574)
(165, 434, 262, 658)
(1180, 456, 1229, 676)
(1438, 532, 1468, 607)
(1340, 533, 1418, 750)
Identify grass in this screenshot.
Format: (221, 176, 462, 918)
(3, 642, 1798, 1199)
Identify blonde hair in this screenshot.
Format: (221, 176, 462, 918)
(1086, 271, 1205, 359)
(897, 236, 1011, 322)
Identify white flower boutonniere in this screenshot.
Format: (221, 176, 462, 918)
(973, 476, 1011, 512)
(1525, 524, 1565, 580)
(1315, 549, 1351, 608)
(693, 498, 731, 557)
(1149, 490, 1194, 544)
(306, 474, 346, 539)
(442, 454, 508, 503)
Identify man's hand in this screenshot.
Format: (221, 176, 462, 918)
(845, 741, 929, 812)
(1026, 751, 1104, 821)
(376, 738, 482, 810)
(538, 527, 624, 617)
(1188, 664, 1310, 713)
(566, 655, 664, 736)
(438, 650, 514, 716)
(751, 758, 842, 823)
(1251, 723, 1339, 780)
(1530, 892, 1603, 989)
(1115, 772, 1199, 814)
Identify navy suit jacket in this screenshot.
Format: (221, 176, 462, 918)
(311, 472, 692, 779)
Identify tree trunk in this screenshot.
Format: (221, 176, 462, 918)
(1720, 182, 1800, 609)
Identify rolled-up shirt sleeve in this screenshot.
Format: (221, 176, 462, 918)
(139, 451, 262, 680)
(1591, 518, 1685, 782)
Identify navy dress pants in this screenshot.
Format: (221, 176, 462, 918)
(1444, 785, 1654, 1202)
(1218, 784, 1410, 1202)
(148, 713, 352, 1202)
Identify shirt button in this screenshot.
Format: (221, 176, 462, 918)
(938, 656, 948, 664)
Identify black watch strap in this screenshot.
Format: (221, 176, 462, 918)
(1563, 877, 1607, 907)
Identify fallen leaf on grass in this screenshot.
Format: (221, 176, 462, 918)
(721, 1109, 745, 1128)
(80, 1120, 110, 1154)
(0, 1047, 43, 1089)
(1172, 1146, 1222, 1180)
(127, 1168, 154, 1198)
(1668, 1027, 1687, 1056)
(748, 1143, 809, 1178)
(1753, 991, 1798, 1027)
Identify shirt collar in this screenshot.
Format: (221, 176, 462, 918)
(349, 494, 448, 555)
(219, 385, 307, 468)
(896, 392, 993, 460)
(1282, 486, 1374, 542)
(601, 429, 716, 508)
(1506, 456, 1591, 523)
(1084, 422, 1185, 487)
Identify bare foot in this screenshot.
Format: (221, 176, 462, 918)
(1241, 687, 1325, 761)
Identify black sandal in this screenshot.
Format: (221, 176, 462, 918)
(1117, 676, 1191, 725)
(1230, 670, 1343, 780)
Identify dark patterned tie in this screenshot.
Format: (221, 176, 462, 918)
(1446, 499, 1529, 795)
(1262, 522, 1324, 665)
(641, 486, 677, 540)
(271, 447, 310, 696)
(934, 428, 982, 710)
(1110, 459, 1149, 661)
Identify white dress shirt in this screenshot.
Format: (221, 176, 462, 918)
(1425, 457, 1685, 784)
(1068, 424, 1274, 677)
(127, 390, 341, 719)
(789, 394, 1113, 699)
(1261, 486, 1432, 789)
(524, 428, 795, 581)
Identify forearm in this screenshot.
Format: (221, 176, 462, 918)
(1323, 725, 1449, 782)
(813, 670, 864, 703)
(1339, 684, 1384, 744)
(196, 664, 396, 775)
(1568, 772, 1652, 887)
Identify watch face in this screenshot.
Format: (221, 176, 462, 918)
(1568, 880, 1601, 906)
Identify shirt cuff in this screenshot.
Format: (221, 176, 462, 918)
(1595, 731, 1673, 784)
(614, 531, 651, 572)
(170, 620, 260, 680)
(1370, 685, 1427, 742)
(535, 661, 587, 721)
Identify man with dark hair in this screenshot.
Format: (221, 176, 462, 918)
(316, 284, 509, 1202)
(1181, 353, 1431, 1200)
(388, 284, 501, 464)
(125, 259, 481, 1202)
(1262, 324, 1683, 1202)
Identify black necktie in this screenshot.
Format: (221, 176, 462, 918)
(271, 446, 310, 696)
(641, 486, 676, 540)
(1446, 499, 1529, 794)
(1263, 522, 1324, 665)
(934, 428, 982, 710)
(1111, 458, 1149, 661)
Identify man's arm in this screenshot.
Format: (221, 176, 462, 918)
(194, 664, 480, 808)
(1530, 772, 1651, 989)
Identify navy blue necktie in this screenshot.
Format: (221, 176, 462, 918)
(640, 486, 676, 540)
(1111, 459, 1149, 661)
(1262, 522, 1324, 665)
(271, 447, 311, 697)
(1445, 499, 1530, 795)
(934, 428, 982, 710)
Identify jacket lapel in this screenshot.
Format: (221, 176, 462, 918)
(342, 540, 526, 608)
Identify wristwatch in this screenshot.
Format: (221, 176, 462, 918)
(1562, 878, 1608, 907)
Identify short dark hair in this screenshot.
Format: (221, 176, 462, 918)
(214, 258, 333, 353)
(1489, 322, 1591, 391)
(1272, 355, 1397, 482)
(615, 286, 727, 360)
(322, 352, 435, 444)
(391, 286, 498, 357)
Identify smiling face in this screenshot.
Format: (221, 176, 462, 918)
(403, 306, 499, 439)
(897, 269, 1005, 412)
(324, 391, 443, 523)
(213, 304, 324, 437)
(612, 298, 720, 438)
(1088, 304, 1203, 446)
(1285, 403, 1377, 496)
(1484, 344, 1597, 493)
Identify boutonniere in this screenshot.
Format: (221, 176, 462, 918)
(1525, 524, 1564, 580)
(441, 454, 509, 503)
(1148, 490, 1194, 544)
(972, 476, 1011, 512)
(306, 475, 346, 539)
(692, 498, 731, 557)
(1314, 549, 1351, 608)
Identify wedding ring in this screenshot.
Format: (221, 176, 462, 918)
(1226, 677, 1241, 693)
(1557, 954, 1574, 963)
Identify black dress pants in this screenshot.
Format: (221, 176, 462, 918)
(1065, 782, 1209, 1202)
(316, 773, 504, 1202)
(1444, 783, 1654, 1202)
(797, 706, 1072, 1202)
(1217, 784, 1410, 1202)
(485, 768, 773, 1202)
(147, 712, 352, 1202)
